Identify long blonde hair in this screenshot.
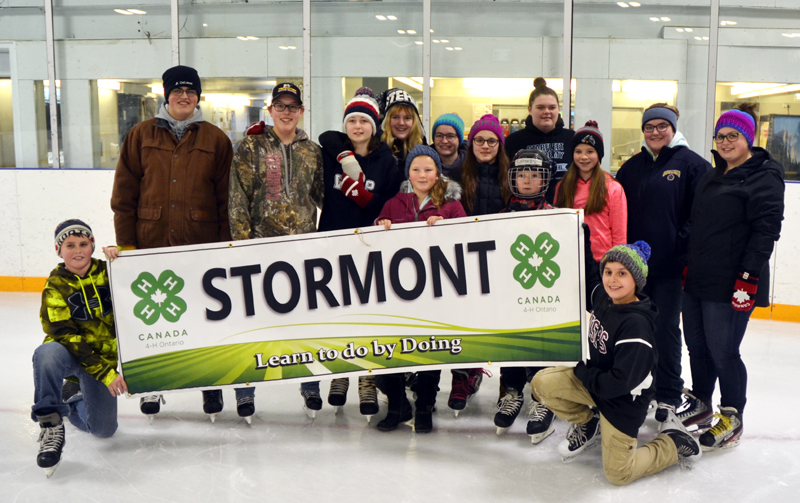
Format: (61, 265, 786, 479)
(381, 104, 425, 151)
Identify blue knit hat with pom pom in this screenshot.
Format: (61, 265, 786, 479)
(600, 241, 651, 291)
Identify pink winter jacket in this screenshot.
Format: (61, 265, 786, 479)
(556, 172, 627, 261)
(376, 181, 466, 224)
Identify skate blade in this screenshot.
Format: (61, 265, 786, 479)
(529, 427, 555, 444)
(303, 406, 317, 419)
(496, 426, 510, 435)
(365, 415, 372, 424)
(333, 405, 342, 416)
(244, 416, 252, 425)
(44, 461, 60, 478)
(148, 415, 154, 425)
(208, 413, 218, 424)
(454, 410, 460, 418)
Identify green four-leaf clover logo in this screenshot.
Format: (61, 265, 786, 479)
(131, 270, 187, 325)
(510, 232, 561, 289)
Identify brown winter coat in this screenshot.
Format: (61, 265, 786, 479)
(111, 118, 234, 249)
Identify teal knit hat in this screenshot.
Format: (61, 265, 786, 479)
(433, 113, 465, 142)
(600, 241, 651, 291)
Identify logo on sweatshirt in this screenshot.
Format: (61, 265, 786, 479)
(510, 232, 561, 289)
(131, 270, 187, 325)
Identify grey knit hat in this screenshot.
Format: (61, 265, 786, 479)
(599, 241, 651, 291)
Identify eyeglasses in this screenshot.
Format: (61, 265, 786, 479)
(272, 102, 301, 113)
(170, 88, 198, 98)
(434, 133, 459, 141)
(473, 137, 499, 147)
(643, 123, 670, 133)
(714, 132, 741, 144)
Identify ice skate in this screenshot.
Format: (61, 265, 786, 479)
(494, 387, 524, 434)
(376, 396, 413, 432)
(36, 412, 65, 478)
(237, 395, 255, 425)
(677, 388, 713, 432)
(61, 379, 81, 403)
(301, 389, 322, 419)
(414, 405, 434, 434)
(140, 394, 165, 424)
(699, 406, 743, 451)
(661, 410, 702, 467)
(448, 369, 486, 417)
(655, 402, 676, 423)
(558, 412, 601, 462)
(328, 377, 349, 415)
(526, 399, 555, 444)
(203, 389, 223, 423)
(358, 375, 379, 423)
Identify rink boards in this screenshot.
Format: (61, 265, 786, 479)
(108, 209, 587, 395)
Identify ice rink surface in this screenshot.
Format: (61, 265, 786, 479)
(2, 292, 798, 502)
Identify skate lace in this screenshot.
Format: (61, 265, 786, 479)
(707, 413, 733, 438)
(237, 395, 255, 406)
(498, 392, 523, 416)
(450, 375, 471, 401)
(657, 402, 676, 414)
(528, 400, 549, 421)
(358, 376, 377, 403)
(142, 394, 165, 405)
(567, 422, 590, 449)
(677, 397, 706, 420)
(329, 378, 350, 396)
(38, 424, 65, 453)
(301, 390, 321, 400)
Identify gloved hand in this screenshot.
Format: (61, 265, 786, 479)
(732, 271, 758, 311)
(581, 223, 593, 260)
(340, 174, 373, 208)
(682, 266, 688, 289)
(320, 130, 363, 180)
(245, 121, 265, 136)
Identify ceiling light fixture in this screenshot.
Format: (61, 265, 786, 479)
(415, 41, 423, 45)
(440, 39, 449, 43)
(650, 17, 659, 22)
(629, 1, 640, 6)
(433, 39, 440, 43)
(407, 29, 417, 34)
(617, 2, 629, 8)
(676, 28, 684, 32)
(376, 15, 387, 21)
(387, 15, 397, 20)
(247, 36, 258, 40)
(446, 47, 454, 51)
(114, 9, 133, 15)
(454, 47, 462, 51)
(398, 30, 405, 34)
(661, 17, 670, 21)
(685, 28, 693, 32)
(238, 36, 249, 41)
(127, 9, 147, 15)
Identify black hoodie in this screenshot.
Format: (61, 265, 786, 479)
(573, 256, 659, 438)
(505, 115, 575, 204)
(684, 147, 784, 306)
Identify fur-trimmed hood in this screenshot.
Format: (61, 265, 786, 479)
(399, 177, 462, 202)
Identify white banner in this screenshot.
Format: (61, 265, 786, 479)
(109, 209, 586, 395)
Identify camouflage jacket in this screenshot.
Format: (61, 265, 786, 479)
(229, 126, 324, 239)
(40, 258, 118, 386)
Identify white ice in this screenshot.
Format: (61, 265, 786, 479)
(2, 292, 799, 502)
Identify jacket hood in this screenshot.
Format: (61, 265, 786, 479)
(399, 178, 462, 202)
(441, 144, 467, 170)
(524, 114, 566, 136)
(710, 146, 785, 180)
(265, 124, 310, 145)
(611, 291, 658, 331)
(52, 257, 105, 280)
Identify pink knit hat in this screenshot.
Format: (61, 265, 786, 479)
(468, 114, 505, 145)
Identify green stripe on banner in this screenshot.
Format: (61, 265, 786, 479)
(123, 322, 581, 393)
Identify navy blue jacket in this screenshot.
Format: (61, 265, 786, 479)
(450, 161, 505, 216)
(318, 133, 403, 232)
(505, 115, 575, 204)
(615, 143, 711, 278)
(685, 147, 784, 306)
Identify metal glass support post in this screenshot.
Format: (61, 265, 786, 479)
(44, 0, 60, 168)
(423, 0, 432, 135)
(303, 0, 312, 138)
(562, 0, 574, 129)
(171, 0, 180, 66)
(704, 0, 721, 160)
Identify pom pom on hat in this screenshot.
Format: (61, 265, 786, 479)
(54, 219, 94, 256)
(600, 241, 651, 291)
(343, 87, 380, 136)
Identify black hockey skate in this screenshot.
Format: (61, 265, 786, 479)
(36, 412, 65, 478)
(203, 390, 224, 423)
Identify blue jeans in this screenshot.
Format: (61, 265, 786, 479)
(643, 277, 684, 407)
(682, 292, 752, 413)
(31, 342, 118, 438)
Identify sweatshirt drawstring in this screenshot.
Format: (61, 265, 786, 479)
(74, 269, 103, 318)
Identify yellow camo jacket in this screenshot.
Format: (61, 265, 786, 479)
(229, 126, 324, 240)
(40, 258, 118, 386)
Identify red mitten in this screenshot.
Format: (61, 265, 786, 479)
(245, 120, 266, 136)
(731, 272, 758, 311)
(340, 174, 373, 208)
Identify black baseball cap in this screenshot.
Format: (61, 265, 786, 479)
(272, 83, 302, 105)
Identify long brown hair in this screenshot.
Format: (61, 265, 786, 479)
(528, 77, 560, 108)
(344, 134, 383, 154)
(460, 140, 510, 214)
(555, 159, 610, 215)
